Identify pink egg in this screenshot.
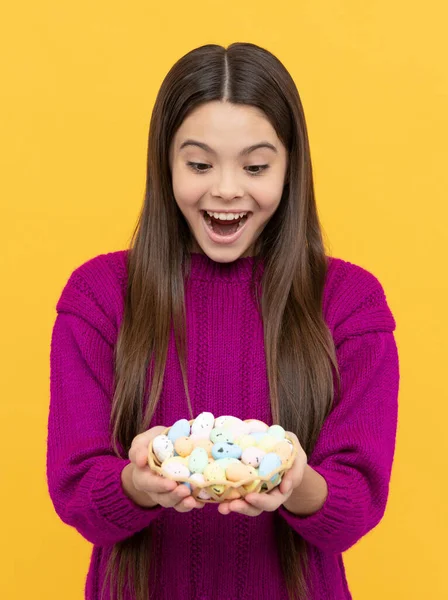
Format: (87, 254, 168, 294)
(241, 446, 266, 468)
(245, 419, 269, 434)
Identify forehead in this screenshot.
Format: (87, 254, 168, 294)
(172, 101, 280, 149)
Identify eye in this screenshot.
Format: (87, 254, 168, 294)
(245, 165, 269, 176)
(186, 162, 269, 176)
(187, 162, 210, 173)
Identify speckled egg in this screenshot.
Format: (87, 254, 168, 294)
(274, 440, 293, 463)
(210, 427, 234, 444)
(198, 488, 212, 500)
(214, 415, 241, 429)
(174, 436, 194, 457)
(191, 412, 215, 437)
(259, 453, 282, 483)
(188, 447, 209, 474)
(167, 419, 191, 443)
(153, 414, 292, 501)
(204, 462, 226, 483)
(225, 462, 253, 482)
(161, 461, 190, 480)
(241, 446, 266, 468)
(204, 462, 227, 496)
(214, 457, 240, 470)
(245, 419, 269, 434)
(242, 467, 260, 492)
(192, 438, 214, 456)
(189, 473, 212, 500)
(211, 442, 243, 460)
(229, 421, 251, 438)
(152, 435, 174, 463)
(162, 456, 189, 467)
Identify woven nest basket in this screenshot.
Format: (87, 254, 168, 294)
(147, 419, 299, 503)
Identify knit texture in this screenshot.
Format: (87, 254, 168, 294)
(47, 250, 400, 600)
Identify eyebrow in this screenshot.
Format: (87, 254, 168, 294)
(179, 139, 278, 156)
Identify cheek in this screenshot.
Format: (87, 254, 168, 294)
(252, 181, 284, 213)
(172, 172, 206, 208)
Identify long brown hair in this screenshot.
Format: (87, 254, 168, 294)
(103, 42, 341, 600)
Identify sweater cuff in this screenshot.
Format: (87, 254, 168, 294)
(89, 457, 164, 536)
(277, 464, 367, 553)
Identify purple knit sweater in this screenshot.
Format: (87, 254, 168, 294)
(47, 250, 399, 600)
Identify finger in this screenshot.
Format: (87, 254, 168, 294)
(129, 436, 150, 466)
(173, 496, 196, 512)
(129, 426, 167, 467)
(152, 484, 192, 508)
(279, 473, 294, 495)
(244, 489, 285, 512)
(218, 502, 231, 515)
(226, 499, 263, 517)
(133, 468, 178, 495)
(173, 496, 205, 513)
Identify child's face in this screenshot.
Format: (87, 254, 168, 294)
(168, 101, 288, 261)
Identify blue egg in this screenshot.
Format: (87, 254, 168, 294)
(167, 419, 191, 443)
(259, 453, 282, 483)
(180, 482, 192, 491)
(211, 442, 243, 460)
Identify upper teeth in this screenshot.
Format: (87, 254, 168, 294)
(205, 211, 248, 221)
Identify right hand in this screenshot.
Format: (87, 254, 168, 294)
(123, 425, 206, 513)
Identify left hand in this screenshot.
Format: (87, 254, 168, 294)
(217, 431, 307, 516)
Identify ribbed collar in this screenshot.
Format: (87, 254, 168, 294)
(185, 252, 265, 282)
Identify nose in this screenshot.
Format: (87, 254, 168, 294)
(211, 169, 244, 200)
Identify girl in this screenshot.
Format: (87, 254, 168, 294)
(47, 42, 400, 600)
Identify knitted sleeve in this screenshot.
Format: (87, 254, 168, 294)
(277, 263, 400, 554)
(47, 260, 163, 546)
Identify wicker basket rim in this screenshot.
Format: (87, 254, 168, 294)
(148, 425, 298, 487)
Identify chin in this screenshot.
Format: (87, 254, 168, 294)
(201, 245, 252, 263)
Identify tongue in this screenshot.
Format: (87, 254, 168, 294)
(211, 215, 243, 236)
(213, 221, 240, 236)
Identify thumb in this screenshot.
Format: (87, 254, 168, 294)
(131, 425, 168, 467)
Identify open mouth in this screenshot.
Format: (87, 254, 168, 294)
(201, 211, 250, 237)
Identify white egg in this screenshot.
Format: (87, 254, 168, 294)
(191, 412, 215, 436)
(152, 435, 174, 463)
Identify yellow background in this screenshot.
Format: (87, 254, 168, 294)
(2, 1, 447, 598)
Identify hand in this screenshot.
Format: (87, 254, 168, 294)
(217, 432, 307, 517)
(123, 425, 205, 513)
